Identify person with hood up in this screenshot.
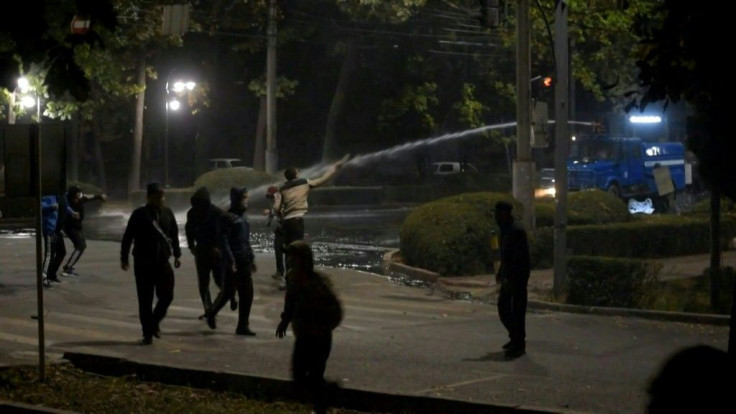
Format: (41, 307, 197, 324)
(121, 182, 182, 345)
(41, 195, 61, 287)
(61, 185, 107, 276)
(204, 187, 257, 335)
(185, 186, 236, 315)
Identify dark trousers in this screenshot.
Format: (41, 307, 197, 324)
(209, 254, 253, 330)
(282, 217, 304, 271)
(292, 333, 333, 414)
(47, 233, 66, 278)
(63, 227, 86, 269)
(274, 226, 286, 276)
(497, 279, 528, 347)
(134, 259, 175, 339)
(194, 247, 222, 311)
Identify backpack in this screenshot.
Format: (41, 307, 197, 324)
(307, 272, 343, 331)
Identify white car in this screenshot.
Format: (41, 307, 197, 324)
(209, 158, 248, 170)
(431, 162, 478, 175)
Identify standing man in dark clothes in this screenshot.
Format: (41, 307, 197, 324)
(62, 185, 107, 277)
(204, 187, 257, 336)
(185, 186, 236, 315)
(121, 182, 182, 345)
(264, 185, 286, 284)
(41, 195, 60, 287)
(276, 240, 343, 414)
(274, 155, 349, 262)
(46, 192, 68, 284)
(494, 201, 530, 359)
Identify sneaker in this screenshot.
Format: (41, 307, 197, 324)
(62, 267, 78, 277)
(504, 347, 526, 360)
(206, 315, 217, 330)
(42, 278, 53, 288)
(153, 326, 161, 338)
(48, 275, 62, 284)
(502, 340, 513, 350)
(140, 337, 153, 345)
(235, 327, 256, 336)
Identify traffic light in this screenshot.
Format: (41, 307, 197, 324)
(543, 76, 552, 88)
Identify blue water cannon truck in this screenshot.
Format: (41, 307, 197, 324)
(566, 135, 689, 206)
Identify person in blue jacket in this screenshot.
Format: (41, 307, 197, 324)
(204, 187, 257, 335)
(41, 195, 61, 287)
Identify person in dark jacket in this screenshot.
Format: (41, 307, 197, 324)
(41, 195, 60, 287)
(121, 182, 181, 345)
(494, 201, 530, 359)
(185, 186, 235, 314)
(46, 192, 68, 284)
(62, 185, 107, 276)
(276, 240, 343, 414)
(204, 187, 257, 335)
(264, 185, 286, 285)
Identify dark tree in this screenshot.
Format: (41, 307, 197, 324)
(633, 1, 735, 355)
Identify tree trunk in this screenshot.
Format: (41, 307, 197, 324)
(709, 190, 722, 311)
(253, 95, 266, 171)
(128, 57, 146, 193)
(322, 43, 358, 163)
(91, 118, 107, 190)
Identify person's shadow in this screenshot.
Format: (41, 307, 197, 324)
(463, 351, 509, 362)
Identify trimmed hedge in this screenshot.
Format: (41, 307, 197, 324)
(399, 192, 519, 276)
(535, 189, 630, 227)
(566, 256, 661, 308)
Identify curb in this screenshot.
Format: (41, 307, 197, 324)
(63, 352, 590, 414)
(383, 250, 731, 326)
(0, 400, 80, 414)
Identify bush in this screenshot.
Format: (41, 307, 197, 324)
(535, 189, 631, 228)
(399, 192, 518, 276)
(649, 267, 735, 314)
(566, 256, 661, 308)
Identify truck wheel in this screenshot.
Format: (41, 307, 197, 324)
(607, 184, 621, 199)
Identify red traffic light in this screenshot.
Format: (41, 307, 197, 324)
(543, 76, 552, 87)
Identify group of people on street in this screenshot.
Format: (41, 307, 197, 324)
(41, 185, 107, 287)
(118, 155, 348, 414)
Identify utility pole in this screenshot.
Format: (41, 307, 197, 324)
(553, 0, 569, 299)
(514, 0, 534, 230)
(265, 0, 278, 175)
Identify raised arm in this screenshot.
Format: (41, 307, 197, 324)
(307, 154, 349, 188)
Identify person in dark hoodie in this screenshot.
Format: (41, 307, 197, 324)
(185, 186, 236, 315)
(204, 187, 257, 335)
(61, 185, 107, 277)
(45, 192, 68, 285)
(121, 182, 181, 345)
(41, 195, 60, 287)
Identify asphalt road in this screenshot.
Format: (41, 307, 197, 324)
(0, 235, 730, 414)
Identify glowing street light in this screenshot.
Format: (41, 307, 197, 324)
(164, 74, 196, 187)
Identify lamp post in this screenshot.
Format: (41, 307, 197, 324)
(164, 75, 195, 187)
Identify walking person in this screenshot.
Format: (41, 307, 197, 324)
(264, 185, 286, 285)
(204, 187, 257, 335)
(276, 240, 343, 414)
(274, 155, 349, 262)
(494, 201, 530, 359)
(62, 185, 107, 277)
(120, 183, 182, 345)
(185, 186, 236, 315)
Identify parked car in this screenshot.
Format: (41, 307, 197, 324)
(208, 158, 247, 170)
(431, 162, 478, 175)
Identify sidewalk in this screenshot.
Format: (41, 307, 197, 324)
(0, 236, 731, 414)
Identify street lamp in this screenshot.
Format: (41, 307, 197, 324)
(164, 75, 195, 187)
